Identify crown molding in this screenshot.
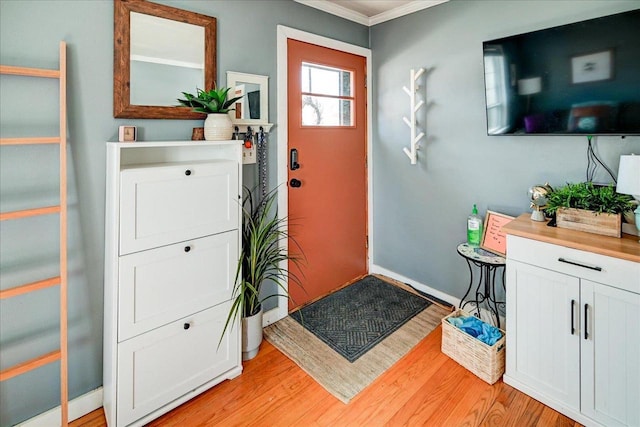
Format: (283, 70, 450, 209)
(294, 0, 449, 26)
(294, 0, 370, 26)
(369, 0, 449, 26)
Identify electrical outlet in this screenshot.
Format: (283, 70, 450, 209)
(243, 142, 256, 164)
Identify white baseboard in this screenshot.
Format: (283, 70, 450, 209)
(263, 305, 283, 326)
(17, 387, 103, 427)
(370, 265, 461, 308)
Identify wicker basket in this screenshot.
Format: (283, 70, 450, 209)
(441, 309, 505, 384)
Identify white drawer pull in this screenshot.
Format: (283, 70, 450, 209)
(558, 257, 602, 272)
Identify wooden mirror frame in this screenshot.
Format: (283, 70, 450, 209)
(113, 0, 217, 119)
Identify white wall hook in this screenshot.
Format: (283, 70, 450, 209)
(403, 68, 425, 165)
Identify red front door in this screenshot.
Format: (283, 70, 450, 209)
(287, 39, 368, 309)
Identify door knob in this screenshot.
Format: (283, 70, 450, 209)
(290, 178, 302, 188)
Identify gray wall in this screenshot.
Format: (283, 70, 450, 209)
(2, 0, 640, 424)
(370, 0, 640, 306)
(0, 1, 367, 425)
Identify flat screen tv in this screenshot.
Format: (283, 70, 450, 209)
(483, 9, 640, 136)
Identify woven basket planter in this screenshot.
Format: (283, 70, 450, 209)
(441, 309, 505, 385)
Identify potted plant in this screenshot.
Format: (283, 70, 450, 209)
(222, 186, 304, 360)
(545, 182, 634, 237)
(177, 87, 242, 141)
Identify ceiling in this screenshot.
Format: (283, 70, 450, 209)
(294, 0, 449, 26)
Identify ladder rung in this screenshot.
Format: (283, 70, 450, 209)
(0, 137, 61, 146)
(0, 350, 61, 382)
(0, 205, 60, 221)
(0, 276, 61, 300)
(0, 65, 60, 79)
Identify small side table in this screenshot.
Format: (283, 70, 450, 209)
(456, 243, 506, 328)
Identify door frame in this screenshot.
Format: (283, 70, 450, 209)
(266, 25, 373, 325)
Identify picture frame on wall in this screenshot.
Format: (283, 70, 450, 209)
(480, 211, 515, 257)
(571, 49, 613, 84)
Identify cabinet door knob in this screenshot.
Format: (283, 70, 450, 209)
(185, 169, 192, 176)
(184, 323, 191, 330)
(184, 245, 191, 252)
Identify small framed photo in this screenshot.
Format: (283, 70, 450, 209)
(118, 125, 137, 142)
(480, 211, 515, 257)
(571, 50, 613, 84)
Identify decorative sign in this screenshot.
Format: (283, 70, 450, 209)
(480, 211, 514, 257)
(118, 125, 137, 142)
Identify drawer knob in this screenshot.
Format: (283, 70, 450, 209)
(184, 246, 191, 252)
(185, 169, 192, 176)
(183, 323, 191, 330)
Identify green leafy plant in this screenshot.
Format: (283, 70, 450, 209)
(545, 182, 634, 215)
(221, 186, 305, 340)
(177, 87, 243, 114)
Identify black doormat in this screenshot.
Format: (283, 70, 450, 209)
(290, 275, 432, 363)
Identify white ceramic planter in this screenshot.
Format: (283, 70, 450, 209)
(242, 308, 263, 361)
(204, 113, 233, 141)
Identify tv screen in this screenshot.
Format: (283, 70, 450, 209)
(483, 9, 640, 136)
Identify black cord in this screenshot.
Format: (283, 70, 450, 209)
(585, 135, 617, 184)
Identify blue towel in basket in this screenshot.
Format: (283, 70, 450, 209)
(447, 315, 502, 346)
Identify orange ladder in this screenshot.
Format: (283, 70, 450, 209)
(0, 41, 68, 426)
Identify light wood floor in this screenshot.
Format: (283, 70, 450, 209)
(72, 325, 581, 427)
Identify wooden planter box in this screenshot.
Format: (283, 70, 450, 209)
(556, 208, 621, 238)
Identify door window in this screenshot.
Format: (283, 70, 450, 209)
(301, 62, 354, 126)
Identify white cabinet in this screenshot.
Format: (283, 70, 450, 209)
(506, 260, 581, 411)
(505, 234, 640, 427)
(119, 160, 238, 255)
(580, 280, 640, 427)
(104, 141, 243, 427)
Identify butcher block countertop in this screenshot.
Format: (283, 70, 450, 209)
(503, 214, 640, 263)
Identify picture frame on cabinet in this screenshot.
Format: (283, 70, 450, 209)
(119, 125, 137, 142)
(480, 211, 514, 257)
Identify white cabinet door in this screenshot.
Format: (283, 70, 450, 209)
(119, 160, 238, 255)
(118, 231, 238, 341)
(116, 302, 239, 427)
(581, 280, 640, 427)
(506, 260, 581, 411)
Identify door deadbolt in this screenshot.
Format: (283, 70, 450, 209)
(290, 148, 300, 170)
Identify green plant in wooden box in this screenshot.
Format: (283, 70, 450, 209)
(546, 182, 634, 237)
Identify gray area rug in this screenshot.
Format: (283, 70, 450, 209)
(264, 283, 451, 403)
(290, 275, 432, 362)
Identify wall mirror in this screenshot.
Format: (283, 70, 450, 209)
(226, 71, 272, 131)
(114, 0, 217, 119)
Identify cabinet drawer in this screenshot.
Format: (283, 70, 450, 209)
(508, 235, 639, 294)
(116, 303, 239, 427)
(118, 231, 237, 341)
(119, 161, 238, 255)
